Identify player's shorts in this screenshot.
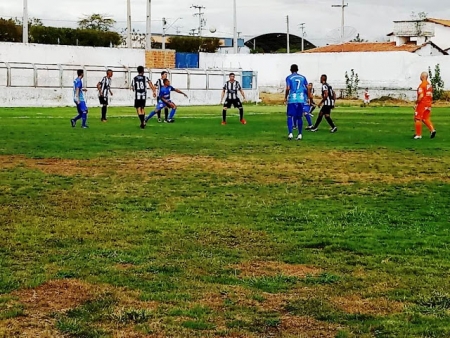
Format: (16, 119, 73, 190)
(320, 105, 332, 115)
(134, 99, 146, 109)
(156, 100, 172, 111)
(415, 105, 431, 120)
(99, 96, 108, 105)
(303, 105, 311, 114)
(287, 103, 304, 117)
(224, 99, 242, 109)
(364, 99, 370, 104)
(75, 101, 88, 114)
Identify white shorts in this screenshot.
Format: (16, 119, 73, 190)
(364, 99, 370, 104)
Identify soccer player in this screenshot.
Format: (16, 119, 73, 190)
(414, 72, 436, 140)
(154, 71, 169, 122)
(308, 83, 317, 116)
(220, 73, 247, 125)
(131, 66, 156, 129)
(311, 75, 337, 133)
(97, 69, 113, 122)
(70, 69, 89, 129)
(363, 88, 370, 107)
(145, 79, 188, 123)
(284, 64, 310, 140)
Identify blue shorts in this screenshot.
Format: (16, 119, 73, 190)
(75, 101, 88, 114)
(287, 103, 304, 117)
(156, 100, 172, 111)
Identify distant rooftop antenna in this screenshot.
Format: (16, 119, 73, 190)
(325, 26, 357, 45)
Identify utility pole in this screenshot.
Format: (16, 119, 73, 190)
(23, 0, 28, 44)
(299, 23, 305, 51)
(146, 0, 152, 50)
(233, 0, 238, 53)
(286, 15, 290, 54)
(191, 5, 206, 37)
(127, 0, 132, 48)
(162, 18, 167, 50)
(332, 0, 348, 44)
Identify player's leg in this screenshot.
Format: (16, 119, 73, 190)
(323, 107, 336, 132)
(100, 97, 108, 121)
(222, 100, 231, 125)
(422, 109, 436, 138)
(311, 108, 325, 131)
(71, 103, 83, 127)
(164, 108, 169, 122)
(168, 103, 177, 122)
(287, 104, 295, 139)
(414, 108, 424, 139)
(235, 99, 246, 124)
(145, 101, 162, 122)
(78, 102, 88, 128)
(157, 109, 162, 122)
(304, 105, 313, 129)
(296, 105, 304, 140)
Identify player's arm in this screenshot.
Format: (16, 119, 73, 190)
(416, 88, 424, 106)
(130, 79, 135, 91)
(284, 82, 290, 105)
(148, 80, 157, 97)
(75, 86, 81, 104)
(220, 86, 226, 104)
(319, 86, 328, 107)
(174, 88, 188, 98)
(97, 81, 102, 96)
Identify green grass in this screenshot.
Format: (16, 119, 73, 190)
(1, 105, 450, 337)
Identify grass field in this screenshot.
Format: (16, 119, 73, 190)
(1, 104, 450, 338)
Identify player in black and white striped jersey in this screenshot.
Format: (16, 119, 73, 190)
(131, 66, 156, 129)
(220, 73, 247, 125)
(154, 71, 169, 122)
(311, 74, 337, 133)
(97, 69, 113, 122)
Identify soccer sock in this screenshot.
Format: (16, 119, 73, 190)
(325, 116, 336, 128)
(169, 109, 177, 119)
(415, 120, 422, 136)
(297, 116, 303, 134)
(239, 108, 244, 120)
(101, 106, 107, 120)
(222, 110, 227, 122)
(287, 116, 293, 134)
(157, 110, 161, 119)
(313, 113, 324, 128)
(164, 108, 169, 121)
(310, 106, 316, 114)
(139, 114, 145, 124)
(293, 116, 297, 128)
(423, 119, 435, 132)
(81, 112, 87, 126)
(146, 110, 157, 121)
(305, 114, 313, 126)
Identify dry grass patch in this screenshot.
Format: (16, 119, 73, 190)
(279, 315, 341, 337)
(330, 295, 405, 316)
(230, 261, 321, 278)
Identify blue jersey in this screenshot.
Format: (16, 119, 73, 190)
(286, 73, 308, 104)
(159, 86, 175, 102)
(73, 78, 85, 102)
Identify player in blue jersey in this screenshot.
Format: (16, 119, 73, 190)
(284, 64, 310, 140)
(71, 69, 89, 128)
(145, 79, 188, 123)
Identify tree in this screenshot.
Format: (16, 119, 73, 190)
(351, 33, 367, 42)
(344, 69, 360, 99)
(429, 64, 445, 101)
(78, 14, 116, 32)
(167, 36, 221, 53)
(0, 18, 21, 42)
(13, 17, 43, 27)
(411, 11, 428, 36)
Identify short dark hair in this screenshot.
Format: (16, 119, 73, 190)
(77, 69, 84, 76)
(161, 71, 168, 76)
(137, 66, 145, 74)
(163, 79, 170, 84)
(229, 73, 235, 77)
(321, 74, 328, 81)
(107, 69, 113, 73)
(290, 64, 298, 73)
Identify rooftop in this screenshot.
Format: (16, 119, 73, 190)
(426, 18, 450, 28)
(303, 42, 424, 53)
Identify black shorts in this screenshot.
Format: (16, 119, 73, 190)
(134, 99, 146, 109)
(99, 96, 108, 105)
(224, 99, 242, 109)
(321, 106, 333, 115)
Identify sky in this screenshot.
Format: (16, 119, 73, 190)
(1, 0, 450, 46)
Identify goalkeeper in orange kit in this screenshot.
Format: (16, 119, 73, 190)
(414, 72, 436, 140)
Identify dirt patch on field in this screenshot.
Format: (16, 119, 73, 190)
(330, 295, 405, 316)
(230, 261, 321, 278)
(280, 315, 340, 337)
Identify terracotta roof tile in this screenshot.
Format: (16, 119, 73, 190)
(302, 42, 422, 53)
(426, 18, 450, 28)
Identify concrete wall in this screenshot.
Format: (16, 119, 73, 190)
(432, 24, 450, 51)
(199, 52, 450, 100)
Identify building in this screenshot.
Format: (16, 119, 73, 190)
(245, 33, 316, 53)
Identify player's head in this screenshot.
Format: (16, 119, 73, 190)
(161, 71, 168, 79)
(290, 64, 298, 73)
(365, 87, 368, 91)
(77, 69, 84, 78)
(163, 78, 170, 86)
(420, 71, 428, 81)
(106, 69, 113, 78)
(137, 66, 145, 74)
(320, 74, 327, 83)
(308, 83, 313, 88)
(229, 73, 235, 80)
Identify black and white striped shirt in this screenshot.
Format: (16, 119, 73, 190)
(132, 75, 150, 100)
(223, 81, 242, 100)
(155, 78, 164, 96)
(98, 76, 111, 97)
(322, 83, 335, 106)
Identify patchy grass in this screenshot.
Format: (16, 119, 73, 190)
(1, 106, 450, 337)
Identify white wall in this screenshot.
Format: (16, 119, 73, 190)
(431, 25, 450, 51)
(200, 52, 450, 100)
(0, 42, 144, 66)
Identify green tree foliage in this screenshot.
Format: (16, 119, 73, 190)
(344, 69, 360, 98)
(0, 18, 22, 42)
(78, 14, 116, 32)
(167, 36, 221, 53)
(351, 33, 367, 42)
(428, 64, 445, 101)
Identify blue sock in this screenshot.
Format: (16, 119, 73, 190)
(305, 113, 313, 126)
(297, 116, 304, 134)
(169, 109, 177, 119)
(81, 112, 87, 126)
(287, 116, 293, 134)
(146, 110, 157, 121)
(73, 113, 82, 121)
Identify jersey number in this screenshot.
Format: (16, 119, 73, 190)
(138, 82, 145, 90)
(295, 80, 302, 90)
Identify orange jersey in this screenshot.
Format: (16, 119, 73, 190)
(417, 81, 433, 106)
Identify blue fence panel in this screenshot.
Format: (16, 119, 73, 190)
(242, 71, 253, 89)
(175, 53, 199, 69)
